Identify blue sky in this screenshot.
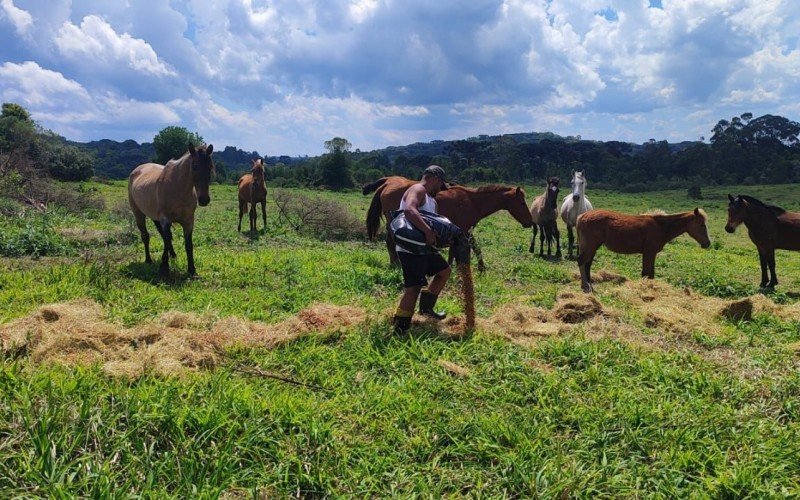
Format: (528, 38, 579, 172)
(1, 0, 798, 156)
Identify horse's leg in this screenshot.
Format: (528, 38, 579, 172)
(153, 220, 176, 258)
(386, 230, 399, 266)
(546, 224, 553, 256)
(577, 244, 596, 293)
(642, 253, 656, 279)
(238, 201, 245, 232)
(181, 221, 196, 276)
(529, 225, 537, 253)
(261, 200, 267, 231)
(553, 223, 562, 259)
(539, 224, 546, 256)
(567, 225, 575, 259)
(757, 250, 768, 288)
(765, 248, 778, 288)
(158, 217, 173, 278)
(470, 232, 486, 272)
(134, 212, 151, 264)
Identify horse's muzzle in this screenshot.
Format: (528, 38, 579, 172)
(572, 194, 580, 202)
(198, 196, 210, 207)
(724, 225, 735, 234)
(701, 241, 711, 249)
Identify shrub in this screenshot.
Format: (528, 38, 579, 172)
(273, 190, 365, 241)
(0, 216, 70, 257)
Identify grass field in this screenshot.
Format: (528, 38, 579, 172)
(1, 181, 799, 497)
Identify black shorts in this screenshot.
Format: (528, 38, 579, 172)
(398, 251, 450, 288)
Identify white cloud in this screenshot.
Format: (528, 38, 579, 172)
(0, 0, 32, 36)
(54, 15, 175, 76)
(0, 61, 89, 106)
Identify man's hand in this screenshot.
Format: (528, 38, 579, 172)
(424, 228, 436, 246)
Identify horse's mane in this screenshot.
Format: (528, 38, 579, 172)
(738, 195, 786, 215)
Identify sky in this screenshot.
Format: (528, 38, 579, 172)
(0, 0, 798, 157)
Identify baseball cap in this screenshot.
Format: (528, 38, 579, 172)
(423, 165, 448, 190)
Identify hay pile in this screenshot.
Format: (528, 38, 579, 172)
(0, 300, 365, 378)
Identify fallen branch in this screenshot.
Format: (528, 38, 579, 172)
(229, 362, 331, 393)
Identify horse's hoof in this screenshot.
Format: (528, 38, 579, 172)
(581, 283, 593, 293)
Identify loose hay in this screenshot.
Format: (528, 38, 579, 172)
(0, 300, 366, 378)
(437, 359, 471, 377)
(553, 293, 606, 323)
(457, 262, 476, 332)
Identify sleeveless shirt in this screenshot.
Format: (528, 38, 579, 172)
(396, 188, 438, 253)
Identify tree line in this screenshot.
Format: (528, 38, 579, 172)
(3, 101, 800, 194)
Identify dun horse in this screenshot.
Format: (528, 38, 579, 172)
(725, 194, 800, 288)
(560, 170, 593, 258)
(364, 176, 533, 268)
(577, 208, 710, 293)
(128, 144, 214, 277)
(529, 177, 561, 258)
(238, 158, 267, 232)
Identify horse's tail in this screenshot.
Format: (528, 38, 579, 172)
(366, 185, 386, 241)
(362, 177, 388, 196)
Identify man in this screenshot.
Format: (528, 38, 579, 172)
(393, 165, 452, 333)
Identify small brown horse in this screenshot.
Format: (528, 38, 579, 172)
(238, 158, 267, 232)
(529, 177, 561, 258)
(576, 208, 710, 292)
(725, 194, 800, 288)
(364, 176, 533, 268)
(128, 144, 214, 277)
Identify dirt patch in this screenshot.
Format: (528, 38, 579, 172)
(0, 300, 365, 378)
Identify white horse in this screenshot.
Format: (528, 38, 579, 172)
(560, 170, 593, 258)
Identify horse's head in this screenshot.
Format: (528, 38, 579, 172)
(545, 177, 560, 210)
(570, 170, 586, 202)
(725, 194, 747, 234)
(189, 143, 214, 206)
(507, 186, 533, 228)
(688, 207, 711, 248)
(251, 158, 265, 184)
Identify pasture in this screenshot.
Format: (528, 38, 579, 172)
(1, 181, 799, 497)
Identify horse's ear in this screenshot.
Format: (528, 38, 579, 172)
(188, 143, 196, 155)
(694, 207, 700, 216)
(516, 186, 521, 195)
(727, 194, 734, 202)
(206, 144, 213, 155)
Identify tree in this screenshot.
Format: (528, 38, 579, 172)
(0, 102, 37, 174)
(319, 137, 354, 190)
(153, 126, 204, 164)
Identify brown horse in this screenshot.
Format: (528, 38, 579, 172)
(238, 158, 267, 232)
(725, 194, 800, 288)
(576, 208, 710, 292)
(364, 176, 533, 268)
(529, 176, 561, 258)
(128, 144, 214, 277)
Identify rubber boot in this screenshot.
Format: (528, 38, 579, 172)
(419, 291, 447, 320)
(392, 315, 412, 334)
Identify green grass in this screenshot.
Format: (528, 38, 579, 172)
(1, 181, 800, 497)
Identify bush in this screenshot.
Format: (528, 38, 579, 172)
(0, 216, 70, 257)
(273, 190, 365, 241)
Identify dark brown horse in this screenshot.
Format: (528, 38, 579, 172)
(128, 144, 215, 277)
(238, 158, 267, 232)
(529, 176, 561, 258)
(577, 208, 710, 292)
(364, 176, 533, 268)
(725, 194, 800, 288)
